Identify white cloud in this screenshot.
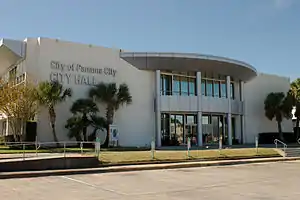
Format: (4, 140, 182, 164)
(273, 0, 294, 9)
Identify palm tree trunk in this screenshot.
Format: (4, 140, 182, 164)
(51, 122, 59, 147)
(104, 106, 114, 148)
(277, 121, 283, 141)
(49, 107, 59, 147)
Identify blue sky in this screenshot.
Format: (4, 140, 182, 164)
(0, 0, 299, 80)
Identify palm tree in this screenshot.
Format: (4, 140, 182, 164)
(65, 116, 84, 143)
(289, 78, 300, 139)
(89, 82, 132, 147)
(36, 81, 72, 147)
(69, 98, 99, 141)
(264, 92, 293, 141)
(65, 110, 106, 144)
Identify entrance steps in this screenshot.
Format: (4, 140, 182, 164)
(276, 148, 300, 157)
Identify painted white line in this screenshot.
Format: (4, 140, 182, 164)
(61, 176, 97, 188)
(60, 176, 126, 195)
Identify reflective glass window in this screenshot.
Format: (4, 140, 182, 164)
(206, 80, 213, 97)
(188, 78, 196, 96)
(181, 77, 188, 96)
(220, 82, 227, 98)
(213, 81, 220, 97)
(173, 76, 180, 95)
(201, 79, 206, 96)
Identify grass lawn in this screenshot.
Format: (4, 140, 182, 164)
(99, 148, 279, 164)
(0, 145, 279, 164)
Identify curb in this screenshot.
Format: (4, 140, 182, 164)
(0, 157, 299, 179)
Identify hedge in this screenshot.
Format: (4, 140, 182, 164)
(258, 132, 296, 144)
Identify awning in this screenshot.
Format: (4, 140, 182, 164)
(120, 52, 257, 82)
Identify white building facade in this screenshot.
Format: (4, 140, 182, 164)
(0, 37, 293, 147)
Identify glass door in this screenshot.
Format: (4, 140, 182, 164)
(211, 116, 219, 143)
(184, 124, 197, 145)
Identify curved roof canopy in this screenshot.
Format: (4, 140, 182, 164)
(120, 52, 257, 82)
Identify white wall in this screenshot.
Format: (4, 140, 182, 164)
(244, 73, 293, 143)
(25, 38, 155, 147)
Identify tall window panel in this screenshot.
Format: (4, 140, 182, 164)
(206, 80, 213, 97)
(213, 81, 220, 97)
(201, 79, 206, 96)
(173, 76, 181, 95)
(181, 77, 189, 96)
(160, 74, 172, 95)
(220, 82, 227, 98)
(188, 77, 196, 96)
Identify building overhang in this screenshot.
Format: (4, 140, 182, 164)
(120, 52, 257, 82)
(0, 39, 26, 75)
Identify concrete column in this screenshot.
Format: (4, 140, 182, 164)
(226, 76, 232, 145)
(155, 70, 161, 147)
(197, 111, 203, 146)
(240, 81, 245, 143)
(196, 72, 202, 146)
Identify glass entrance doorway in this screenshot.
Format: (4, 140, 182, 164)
(184, 124, 197, 145)
(202, 114, 226, 145)
(161, 113, 197, 146)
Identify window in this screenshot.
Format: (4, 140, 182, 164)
(160, 74, 172, 95)
(213, 81, 220, 97)
(186, 115, 197, 125)
(161, 72, 196, 96)
(173, 76, 180, 95)
(181, 77, 188, 96)
(188, 78, 196, 96)
(220, 82, 227, 98)
(206, 80, 213, 97)
(201, 80, 206, 96)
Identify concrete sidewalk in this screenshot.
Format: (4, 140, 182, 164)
(1, 156, 300, 179)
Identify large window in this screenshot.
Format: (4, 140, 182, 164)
(213, 81, 220, 97)
(201, 80, 206, 96)
(160, 72, 196, 96)
(206, 80, 213, 97)
(201, 74, 234, 99)
(160, 74, 172, 95)
(220, 81, 227, 98)
(188, 78, 196, 96)
(173, 76, 181, 95)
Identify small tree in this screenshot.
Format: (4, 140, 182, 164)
(36, 81, 72, 147)
(264, 92, 293, 140)
(89, 82, 132, 147)
(0, 80, 38, 142)
(66, 98, 99, 141)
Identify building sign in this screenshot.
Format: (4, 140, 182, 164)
(49, 61, 117, 86)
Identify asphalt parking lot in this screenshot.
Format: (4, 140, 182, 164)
(1, 161, 300, 200)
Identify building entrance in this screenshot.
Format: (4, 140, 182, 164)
(202, 114, 226, 145)
(161, 113, 197, 146)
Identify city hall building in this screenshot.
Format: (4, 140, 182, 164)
(0, 37, 293, 147)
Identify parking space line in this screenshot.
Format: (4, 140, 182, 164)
(60, 176, 127, 195)
(60, 176, 97, 188)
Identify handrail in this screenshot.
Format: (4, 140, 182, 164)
(274, 139, 287, 157)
